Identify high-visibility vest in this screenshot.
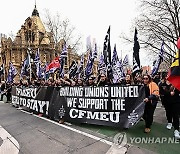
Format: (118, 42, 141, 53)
(149, 81, 160, 96)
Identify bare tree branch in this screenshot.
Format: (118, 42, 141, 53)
(120, 0, 180, 63)
(43, 9, 82, 52)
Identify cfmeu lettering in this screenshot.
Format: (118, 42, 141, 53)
(69, 109, 120, 123)
(16, 88, 37, 99)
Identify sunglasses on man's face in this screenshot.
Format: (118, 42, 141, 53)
(143, 78, 149, 80)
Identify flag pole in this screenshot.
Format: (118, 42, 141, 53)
(121, 50, 123, 63)
(3, 64, 6, 81)
(28, 40, 32, 83)
(29, 50, 32, 82)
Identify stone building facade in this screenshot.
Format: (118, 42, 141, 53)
(0, 5, 98, 81)
(1, 5, 56, 81)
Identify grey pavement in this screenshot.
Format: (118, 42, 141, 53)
(0, 101, 169, 154)
(126, 102, 167, 154)
(154, 103, 167, 124)
(0, 102, 112, 154)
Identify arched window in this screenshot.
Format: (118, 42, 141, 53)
(25, 30, 35, 43)
(28, 21, 32, 29)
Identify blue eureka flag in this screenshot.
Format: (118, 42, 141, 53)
(112, 60, 125, 83)
(103, 26, 112, 79)
(98, 53, 106, 75)
(112, 44, 119, 66)
(76, 55, 84, 79)
(69, 61, 78, 79)
(41, 63, 49, 80)
(85, 44, 97, 78)
(34, 49, 42, 79)
(7, 62, 17, 83)
(21, 51, 31, 77)
(151, 41, 165, 77)
(59, 44, 67, 76)
(123, 55, 129, 67)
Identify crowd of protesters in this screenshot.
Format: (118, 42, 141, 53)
(0, 72, 180, 139)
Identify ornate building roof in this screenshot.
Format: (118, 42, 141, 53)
(31, 12, 46, 34)
(32, 4, 39, 17)
(12, 4, 51, 47)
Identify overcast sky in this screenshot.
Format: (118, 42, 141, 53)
(0, 0, 152, 66)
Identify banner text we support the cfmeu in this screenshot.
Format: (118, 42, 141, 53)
(59, 85, 144, 128)
(11, 85, 145, 128)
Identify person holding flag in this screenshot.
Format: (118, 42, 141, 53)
(4, 62, 17, 102)
(167, 38, 180, 139)
(143, 74, 159, 133)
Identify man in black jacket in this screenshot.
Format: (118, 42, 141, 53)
(97, 74, 109, 86)
(159, 78, 173, 130)
(86, 76, 95, 86)
(0, 81, 6, 101)
(170, 87, 180, 139)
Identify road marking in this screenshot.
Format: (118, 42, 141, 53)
(0, 125, 19, 154)
(106, 145, 127, 154)
(21, 110, 113, 146)
(156, 106, 163, 109)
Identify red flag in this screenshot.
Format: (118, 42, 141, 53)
(167, 50, 180, 90)
(46, 56, 60, 73)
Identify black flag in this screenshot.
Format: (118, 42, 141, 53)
(132, 57, 140, 76)
(103, 26, 111, 66)
(133, 28, 140, 68)
(69, 61, 78, 79)
(132, 28, 140, 77)
(103, 26, 112, 79)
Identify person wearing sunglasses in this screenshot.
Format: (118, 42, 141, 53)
(143, 74, 159, 133)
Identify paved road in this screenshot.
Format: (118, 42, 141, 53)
(0, 102, 112, 154)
